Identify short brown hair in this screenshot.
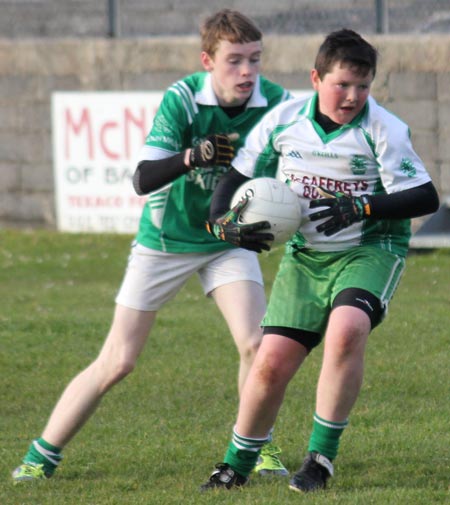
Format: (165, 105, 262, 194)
(315, 29, 378, 79)
(200, 9, 262, 57)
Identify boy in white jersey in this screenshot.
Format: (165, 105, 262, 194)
(12, 10, 291, 482)
(201, 28, 439, 492)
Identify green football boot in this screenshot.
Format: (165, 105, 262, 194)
(254, 443, 289, 476)
(12, 463, 49, 483)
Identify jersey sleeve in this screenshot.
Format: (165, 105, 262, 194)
(138, 84, 191, 161)
(232, 98, 304, 179)
(367, 100, 432, 194)
(232, 103, 287, 179)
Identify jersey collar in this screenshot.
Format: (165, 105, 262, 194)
(305, 92, 369, 129)
(195, 73, 267, 108)
(301, 92, 369, 142)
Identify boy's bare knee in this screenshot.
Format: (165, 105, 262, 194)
(95, 356, 137, 393)
(239, 334, 262, 363)
(254, 352, 286, 389)
(113, 358, 136, 380)
(328, 326, 367, 364)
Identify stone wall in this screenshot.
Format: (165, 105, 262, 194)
(0, 34, 449, 228)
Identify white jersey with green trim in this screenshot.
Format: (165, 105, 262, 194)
(232, 93, 432, 256)
(134, 72, 291, 253)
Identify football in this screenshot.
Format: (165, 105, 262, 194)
(230, 177, 302, 246)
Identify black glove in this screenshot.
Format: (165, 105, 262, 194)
(206, 197, 274, 253)
(189, 133, 237, 168)
(309, 187, 372, 236)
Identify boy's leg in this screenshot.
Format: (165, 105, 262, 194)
(201, 334, 308, 490)
(211, 279, 265, 394)
(290, 248, 404, 492)
(206, 249, 289, 476)
(13, 306, 155, 481)
(42, 306, 156, 448)
(13, 245, 204, 482)
(234, 334, 307, 437)
(315, 306, 370, 422)
(213, 280, 290, 475)
(289, 305, 370, 493)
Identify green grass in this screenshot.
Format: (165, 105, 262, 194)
(0, 229, 449, 505)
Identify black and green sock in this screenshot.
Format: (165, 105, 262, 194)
(23, 438, 63, 476)
(308, 413, 348, 461)
(223, 429, 269, 477)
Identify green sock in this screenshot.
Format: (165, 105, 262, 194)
(308, 413, 348, 461)
(23, 438, 63, 476)
(223, 429, 269, 477)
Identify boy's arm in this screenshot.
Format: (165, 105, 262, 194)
(133, 153, 188, 195)
(310, 182, 440, 236)
(133, 134, 237, 195)
(209, 168, 249, 220)
(366, 182, 439, 219)
(205, 168, 274, 253)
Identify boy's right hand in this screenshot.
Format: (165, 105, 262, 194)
(205, 197, 273, 253)
(189, 133, 238, 168)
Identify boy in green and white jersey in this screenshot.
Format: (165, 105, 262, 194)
(135, 69, 289, 252)
(201, 29, 439, 492)
(227, 91, 426, 255)
(12, 10, 290, 482)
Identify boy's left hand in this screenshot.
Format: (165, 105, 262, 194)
(189, 133, 238, 168)
(309, 187, 372, 236)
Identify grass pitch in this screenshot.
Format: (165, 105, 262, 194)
(0, 229, 449, 504)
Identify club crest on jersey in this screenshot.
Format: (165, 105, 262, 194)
(400, 157, 417, 177)
(350, 154, 368, 175)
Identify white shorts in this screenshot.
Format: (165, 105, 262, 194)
(115, 242, 263, 311)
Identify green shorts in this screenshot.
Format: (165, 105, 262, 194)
(263, 245, 406, 339)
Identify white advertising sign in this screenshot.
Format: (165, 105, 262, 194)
(52, 92, 163, 233)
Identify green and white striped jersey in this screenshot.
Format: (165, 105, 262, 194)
(135, 72, 290, 253)
(232, 93, 432, 256)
